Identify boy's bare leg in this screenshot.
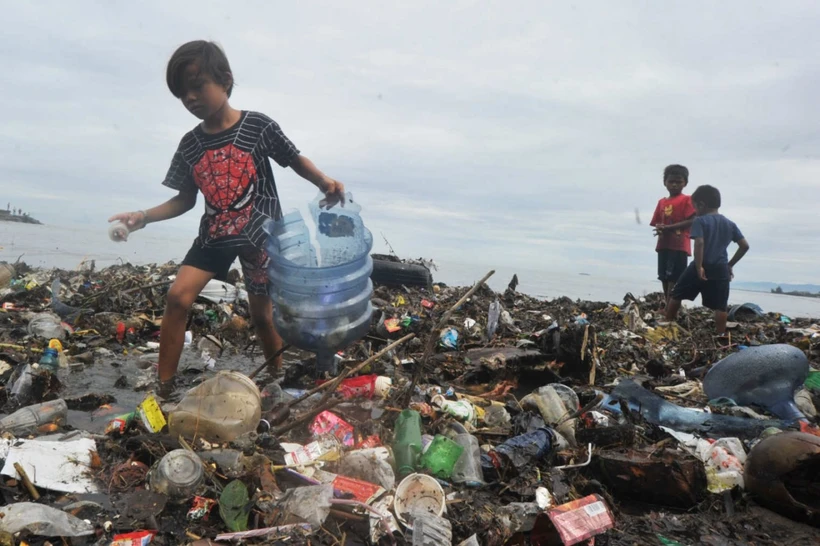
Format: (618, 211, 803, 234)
(158, 266, 215, 382)
(248, 293, 284, 372)
(715, 310, 728, 335)
(661, 281, 670, 300)
(665, 298, 682, 322)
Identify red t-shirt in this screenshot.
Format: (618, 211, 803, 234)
(650, 194, 696, 255)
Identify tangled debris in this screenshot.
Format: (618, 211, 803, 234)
(0, 259, 818, 545)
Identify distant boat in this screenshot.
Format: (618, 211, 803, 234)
(579, 272, 591, 276)
(0, 210, 42, 225)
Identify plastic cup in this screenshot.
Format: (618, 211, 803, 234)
(149, 449, 204, 498)
(108, 221, 129, 242)
(393, 473, 446, 530)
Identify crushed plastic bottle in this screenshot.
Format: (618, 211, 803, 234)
(521, 386, 577, 446)
(0, 399, 67, 436)
(411, 511, 453, 546)
(266, 193, 373, 375)
(338, 375, 393, 399)
(487, 300, 501, 339)
(420, 435, 464, 479)
(431, 395, 476, 424)
(448, 432, 485, 486)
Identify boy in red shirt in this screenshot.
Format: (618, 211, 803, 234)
(650, 165, 697, 302)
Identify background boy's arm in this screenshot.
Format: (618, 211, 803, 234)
(290, 155, 346, 207)
(693, 237, 706, 280)
(108, 189, 197, 231)
(728, 238, 750, 279)
(654, 215, 696, 234)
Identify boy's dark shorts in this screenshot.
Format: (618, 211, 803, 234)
(657, 250, 689, 282)
(671, 263, 730, 311)
(182, 239, 269, 296)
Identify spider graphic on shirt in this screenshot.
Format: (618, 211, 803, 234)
(193, 144, 257, 239)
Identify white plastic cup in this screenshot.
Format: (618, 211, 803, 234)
(393, 473, 445, 529)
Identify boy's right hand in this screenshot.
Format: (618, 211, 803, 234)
(108, 211, 147, 232)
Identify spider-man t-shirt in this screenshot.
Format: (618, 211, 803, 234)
(162, 111, 300, 249)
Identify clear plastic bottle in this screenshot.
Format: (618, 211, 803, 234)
(0, 399, 67, 435)
(448, 432, 484, 486)
(108, 221, 129, 242)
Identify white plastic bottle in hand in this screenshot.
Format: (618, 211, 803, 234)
(108, 221, 129, 242)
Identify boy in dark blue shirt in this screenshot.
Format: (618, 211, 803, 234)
(666, 185, 750, 335)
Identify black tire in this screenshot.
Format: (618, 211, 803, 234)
(371, 258, 433, 288)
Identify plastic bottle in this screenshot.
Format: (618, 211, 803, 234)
(149, 449, 204, 498)
(393, 410, 423, 477)
(431, 395, 476, 424)
(38, 348, 60, 372)
(487, 300, 501, 339)
(338, 375, 393, 399)
(168, 371, 262, 444)
(520, 386, 577, 446)
(483, 405, 511, 428)
(420, 435, 464, 479)
(108, 221, 129, 242)
(0, 399, 68, 436)
(448, 432, 484, 486)
(481, 427, 554, 481)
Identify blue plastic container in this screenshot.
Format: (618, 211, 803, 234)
(265, 193, 373, 374)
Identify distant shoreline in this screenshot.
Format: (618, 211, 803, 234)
(0, 212, 42, 225)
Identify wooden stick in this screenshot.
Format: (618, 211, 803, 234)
(249, 344, 293, 380)
(14, 463, 39, 500)
(287, 333, 415, 410)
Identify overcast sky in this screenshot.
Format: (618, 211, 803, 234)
(1, 1, 819, 284)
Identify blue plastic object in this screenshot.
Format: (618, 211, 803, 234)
(606, 379, 790, 439)
(38, 348, 59, 372)
(703, 344, 809, 422)
(265, 193, 373, 375)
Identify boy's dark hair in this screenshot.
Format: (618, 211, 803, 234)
(691, 185, 721, 209)
(167, 40, 234, 98)
(664, 164, 689, 182)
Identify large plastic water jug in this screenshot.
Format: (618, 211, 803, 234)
(168, 371, 261, 443)
(265, 193, 373, 374)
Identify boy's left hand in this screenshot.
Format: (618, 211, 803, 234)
(728, 265, 734, 281)
(319, 178, 346, 209)
(698, 266, 708, 281)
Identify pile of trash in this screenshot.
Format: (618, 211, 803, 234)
(0, 258, 819, 545)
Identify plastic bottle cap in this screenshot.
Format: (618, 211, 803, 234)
(374, 376, 393, 398)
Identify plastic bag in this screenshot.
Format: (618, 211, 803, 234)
(279, 484, 333, 526)
(0, 502, 94, 536)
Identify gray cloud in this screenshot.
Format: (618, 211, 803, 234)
(1, 1, 819, 283)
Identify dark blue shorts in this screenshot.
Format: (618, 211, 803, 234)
(671, 263, 730, 311)
(657, 250, 688, 282)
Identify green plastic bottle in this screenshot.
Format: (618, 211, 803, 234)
(393, 409, 423, 477)
(420, 435, 464, 479)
